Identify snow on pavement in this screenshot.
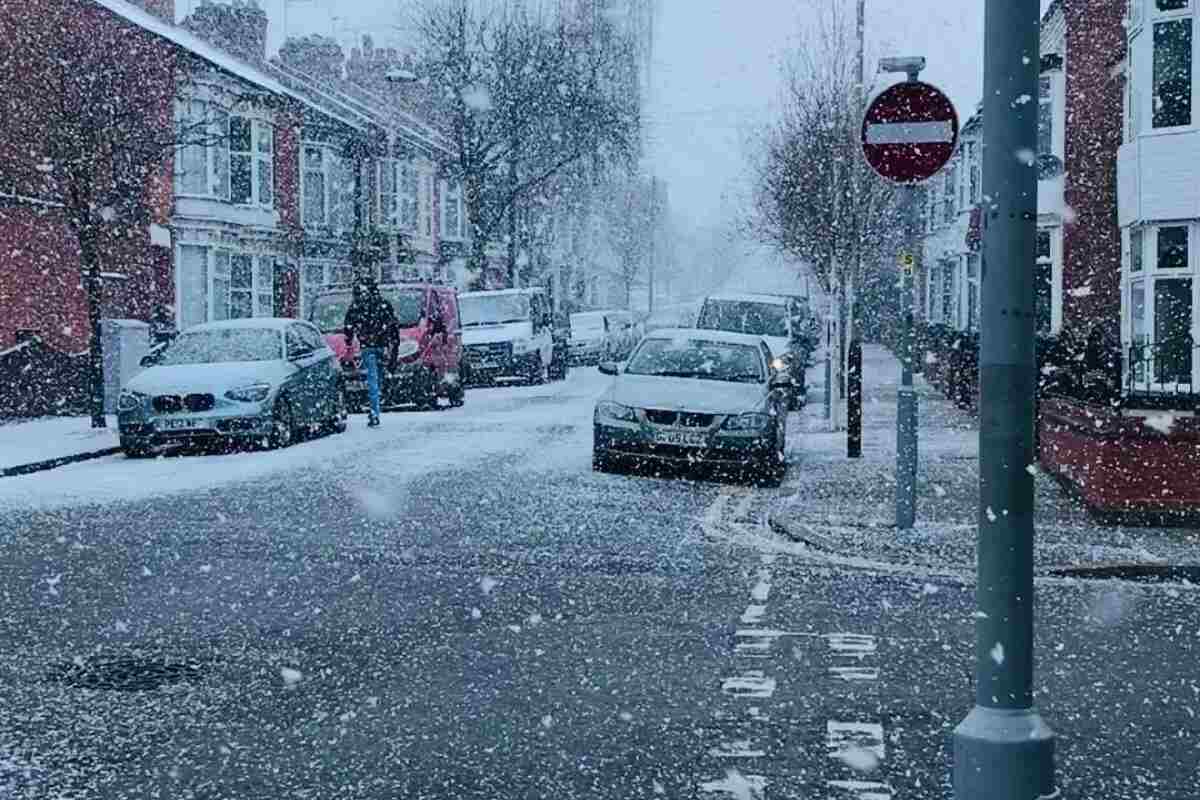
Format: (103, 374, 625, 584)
(0, 415, 119, 471)
(0, 370, 610, 512)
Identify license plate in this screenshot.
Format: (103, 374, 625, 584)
(160, 417, 205, 431)
(347, 380, 367, 391)
(653, 430, 709, 448)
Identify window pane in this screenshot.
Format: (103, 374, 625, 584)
(257, 257, 274, 289)
(213, 250, 231, 278)
(1038, 78, 1053, 154)
(1153, 19, 1192, 128)
(231, 254, 253, 289)
(258, 159, 273, 207)
(1132, 280, 1148, 383)
(178, 245, 208, 329)
(1131, 229, 1144, 272)
(230, 290, 253, 320)
(1158, 225, 1188, 268)
(1157, 0, 1189, 10)
(304, 164, 325, 227)
(178, 140, 207, 194)
(231, 154, 252, 204)
(1035, 260, 1053, 335)
(256, 122, 273, 153)
(213, 278, 231, 321)
(257, 292, 274, 317)
(1154, 278, 1193, 383)
(230, 117, 252, 153)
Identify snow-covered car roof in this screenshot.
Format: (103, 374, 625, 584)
(703, 292, 791, 306)
(460, 288, 546, 298)
(642, 328, 772, 348)
(183, 318, 295, 333)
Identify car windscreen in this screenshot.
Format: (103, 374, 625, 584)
(624, 337, 765, 383)
(461, 294, 530, 327)
(158, 328, 282, 365)
(571, 312, 607, 332)
(310, 290, 425, 333)
(697, 300, 789, 338)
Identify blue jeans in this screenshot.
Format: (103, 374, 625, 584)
(362, 347, 385, 419)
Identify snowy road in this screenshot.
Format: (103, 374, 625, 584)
(1, 368, 1198, 798)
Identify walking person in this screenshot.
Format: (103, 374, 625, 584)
(343, 277, 399, 427)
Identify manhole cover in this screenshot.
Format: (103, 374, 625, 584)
(47, 657, 205, 692)
(1047, 564, 1200, 583)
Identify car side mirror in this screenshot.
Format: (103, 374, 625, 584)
(139, 354, 158, 368)
(598, 361, 621, 376)
(289, 348, 311, 362)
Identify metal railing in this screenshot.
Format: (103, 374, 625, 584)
(1126, 338, 1197, 408)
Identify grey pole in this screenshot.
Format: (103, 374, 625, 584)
(895, 197, 917, 530)
(952, 0, 1055, 798)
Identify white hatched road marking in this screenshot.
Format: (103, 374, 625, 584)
(824, 631, 893, 798)
(721, 672, 777, 698)
(826, 721, 886, 760)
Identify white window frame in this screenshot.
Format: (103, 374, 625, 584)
(230, 116, 274, 208)
(175, 100, 230, 200)
(378, 159, 420, 230)
(1146, 1, 1195, 133)
(301, 143, 356, 231)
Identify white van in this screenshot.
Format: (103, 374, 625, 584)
(460, 288, 557, 385)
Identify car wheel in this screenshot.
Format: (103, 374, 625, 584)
(326, 386, 349, 434)
(122, 440, 153, 459)
(529, 355, 548, 386)
(417, 369, 440, 411)
(449, 379, 466, 408)
(592, 447, 616, 473)
(268, 396, 295, 449)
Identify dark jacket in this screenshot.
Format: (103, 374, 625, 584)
(344, 293, 399, 350)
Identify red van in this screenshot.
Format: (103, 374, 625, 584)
(308, 283, 465, 411)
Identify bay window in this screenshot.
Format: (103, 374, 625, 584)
(966, 254, 980, 331)
(178, 245, 276, 328)
(441, 180, 466, 240)
(1125, 224, 1199, 393)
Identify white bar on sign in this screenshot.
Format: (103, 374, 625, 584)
(865, 120, 954, 145)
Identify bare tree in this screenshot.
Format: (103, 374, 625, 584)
(748, 0, 900, 425)
(412, 0, 641, 287)
(0, 2, 219, 427)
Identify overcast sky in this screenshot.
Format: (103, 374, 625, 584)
(237, 0, 1054, 229)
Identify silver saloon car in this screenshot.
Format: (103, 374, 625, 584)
(592, 329, 792, 485)
(117, 319, 347, 456)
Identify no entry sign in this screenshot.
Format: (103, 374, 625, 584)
(861, 81, 959, 185)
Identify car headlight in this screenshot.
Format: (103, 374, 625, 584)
(723, 412, 771, 431)
(118, 391, 147, 412)
(225, 383, 272, 403)
(596, 401, 637, 423)
(771, 357, 787, 372)
(396, 339, 420, 359)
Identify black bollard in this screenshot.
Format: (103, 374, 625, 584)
(847, 338, 862, 458)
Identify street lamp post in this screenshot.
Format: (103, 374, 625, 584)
(952, 2, 1055, 798)
(384, 67, 420, 282)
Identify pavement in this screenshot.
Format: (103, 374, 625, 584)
(0, 361, 1197, 798)
(0, 415, 121, 476)
(770, 346, 1200, 574)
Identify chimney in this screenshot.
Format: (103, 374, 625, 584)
(277, 34, 345, 83)
(182, 0, 270, 64)
(132, 0, 174, 22)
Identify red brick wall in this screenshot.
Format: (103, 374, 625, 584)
(0, 0, 177, 352)
(1062, 0, 1125, 337)
(275, 106, 303, 234)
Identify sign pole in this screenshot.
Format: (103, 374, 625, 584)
(896, 248, 917, 529)
(953, 1, 1055, 797)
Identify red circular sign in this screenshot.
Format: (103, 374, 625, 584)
(861, 81, 959, 185)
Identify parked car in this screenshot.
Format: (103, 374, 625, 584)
(592, 328, 792, 486)
(550, 307, 572, 381)
(459, 288, 559, 385)
(641, 302, 700, 335)
(696, 291, 809, 409)
(309, 283, 465, 411)
(569, 310, 611, 365)
(603, 310, 641, 361)
(117, 318, 346, 456)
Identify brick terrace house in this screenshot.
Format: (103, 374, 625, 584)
(0, 0, 461, 414)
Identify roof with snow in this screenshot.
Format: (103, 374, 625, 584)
(703, 292, 791, 306)
(643, 328, 774, 348)
(91, 0, 451, 155)
(185, 318, 297, 333)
